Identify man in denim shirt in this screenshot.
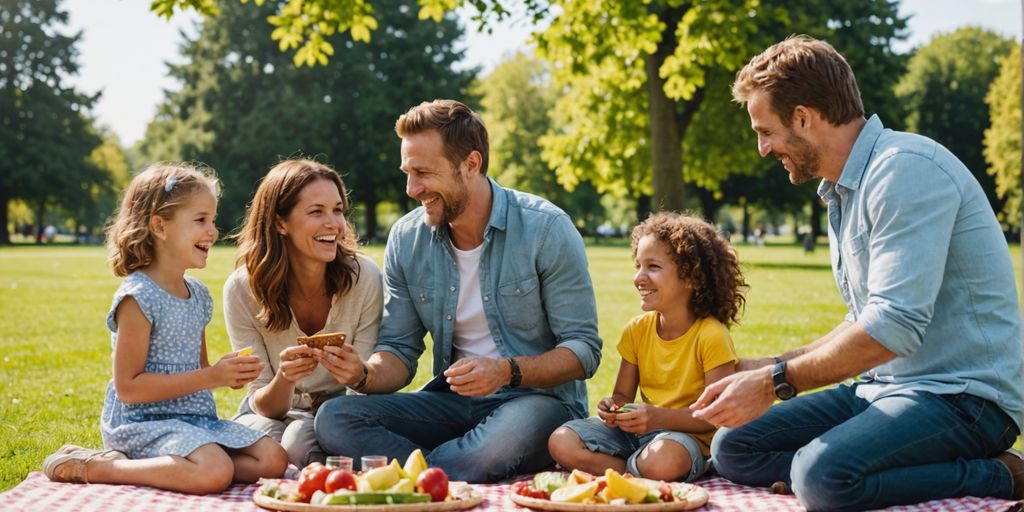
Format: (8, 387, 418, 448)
(692, 36, 1024, 509)
(315, 99, 602, 482)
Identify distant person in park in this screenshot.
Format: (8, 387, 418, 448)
(548, 212, 745, 483)
(43, 163, 287, 493)
(314, 99, 603, 482)
(223, 159, 384, 468)
(691, 35, 1024, 509)
(801, 231, 815, 254)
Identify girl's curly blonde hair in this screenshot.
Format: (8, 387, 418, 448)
(105, 163, 220, 277)
(631, 212, 748, 326)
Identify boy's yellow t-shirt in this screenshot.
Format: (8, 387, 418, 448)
(616, 312, 739, 454)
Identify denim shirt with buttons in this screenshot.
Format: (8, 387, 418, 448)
(819, 115, 1023, 429)
(375, 178, 602, 418)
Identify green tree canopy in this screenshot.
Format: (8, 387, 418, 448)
(142, 0, 475, 237)
(983, 43, 1021, 231)
(895, 26, 1014, 220)
(150, 0, 906, 221)
(0, 0, 102, 244)
(473, 51, 601, 230)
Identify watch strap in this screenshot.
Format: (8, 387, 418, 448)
(507, 357, 522, 388)
(351, 363, 370, 391)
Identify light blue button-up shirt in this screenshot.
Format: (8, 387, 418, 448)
(820, 115, 1023, 429)
(375, 178, 602, 418)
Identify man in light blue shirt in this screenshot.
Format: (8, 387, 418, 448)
(315, 99, 602, 483)
(692, 35, 1024, 509)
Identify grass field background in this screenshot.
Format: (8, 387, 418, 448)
(0, 242, 1019, 491)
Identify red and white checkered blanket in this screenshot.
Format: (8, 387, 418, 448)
(1, 473, 1020, 511)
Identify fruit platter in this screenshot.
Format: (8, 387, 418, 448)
(253, 450, 483, 511)
(508, 469, 708, 511)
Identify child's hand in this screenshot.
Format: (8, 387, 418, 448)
(227, 348, 256, 388)
(613, 404, 653, 434)
(276, 346, 319, 384)
(596, 397, 619, 427)
(212, 353, 265, 389)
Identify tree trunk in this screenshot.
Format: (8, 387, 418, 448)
(363, 195, 379, 244)
(0, 188, 9, 245)
(741, 200, 751, 240)
(694, 187, 722, 222)
(810, 197, 824, 241)
(635, 194, 652, 223)
(645, 5, 688, 213)
(646, 60, 684, 212)
(35, 200, 45, 244)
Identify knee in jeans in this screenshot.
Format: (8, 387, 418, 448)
(709, 427, 746, 480)
(313, 397, 365, 451)
(791, 443, 862, 510)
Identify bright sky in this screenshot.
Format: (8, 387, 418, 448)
(63, 0, 1022, 146)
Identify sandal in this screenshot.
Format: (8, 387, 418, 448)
(42, 444, 127, 484)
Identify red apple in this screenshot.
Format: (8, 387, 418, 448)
(298, 463, 331, 502)
(325, 469, 357, 493)
(415, 467, 449, 502)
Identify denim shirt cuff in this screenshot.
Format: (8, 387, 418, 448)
(374, 345, 418, 382)
(859, 304, 920, 357)
(556, 338, 601, 378)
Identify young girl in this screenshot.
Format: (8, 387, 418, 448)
(549, 212, 747, 483)
(42, 163, 287, 494)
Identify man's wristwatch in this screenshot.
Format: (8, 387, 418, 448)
(772, 360, 796, 400)
(507, 357, 522, 388)
(351, 363, 370, 391)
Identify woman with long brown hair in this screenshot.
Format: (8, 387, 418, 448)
(224, 159, 382, 467)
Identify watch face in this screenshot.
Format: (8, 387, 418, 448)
(774, 383, 796, 400)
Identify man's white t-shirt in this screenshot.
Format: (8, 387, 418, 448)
(452, 243, 499, 361)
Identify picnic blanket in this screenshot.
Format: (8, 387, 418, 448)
(1, 472, 1020, 511)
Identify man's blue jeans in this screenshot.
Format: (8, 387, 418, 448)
(314, 390, 574, 483)
(711, 384, 1019, 511)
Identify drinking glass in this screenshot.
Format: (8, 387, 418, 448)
(360, 455, 388, 471)
(325, 456, 353, 472)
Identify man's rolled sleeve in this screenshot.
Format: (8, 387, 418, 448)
(858, 154, 960, 356)
(537, 214, 602, 378)
(376, 224, 426, 382)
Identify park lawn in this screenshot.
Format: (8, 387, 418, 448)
(0, 242, 1018, 491)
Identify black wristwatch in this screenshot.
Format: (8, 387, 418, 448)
(772, 361, 796, 400)
(507, 357, 522, 388)
(351, 363, 369, 391)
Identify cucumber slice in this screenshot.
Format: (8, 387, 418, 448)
(321, 492, 433, 505)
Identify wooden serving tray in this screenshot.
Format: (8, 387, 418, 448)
(253, 490, 483, 511)
(507, 484, 708, 512)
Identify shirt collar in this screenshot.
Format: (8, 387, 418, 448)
(485, 177, 507, 232)
(818, 114, 884, 197)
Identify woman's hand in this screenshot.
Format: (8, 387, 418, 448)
(318, 344, 365, 387)
(596, 396, 620, 427)
(612, 404, 656, 434)
(276, 345, 319, 384)
(211, 353, 265, 388)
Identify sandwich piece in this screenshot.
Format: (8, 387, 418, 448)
(297, 332, 347, 350)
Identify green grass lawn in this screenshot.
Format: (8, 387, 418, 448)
(0, 242, 1019, 491)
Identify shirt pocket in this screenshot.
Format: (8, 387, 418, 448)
(842, 229, 870, 300)
(498, 276, 541, 331)
(407, 285, 436, 331)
